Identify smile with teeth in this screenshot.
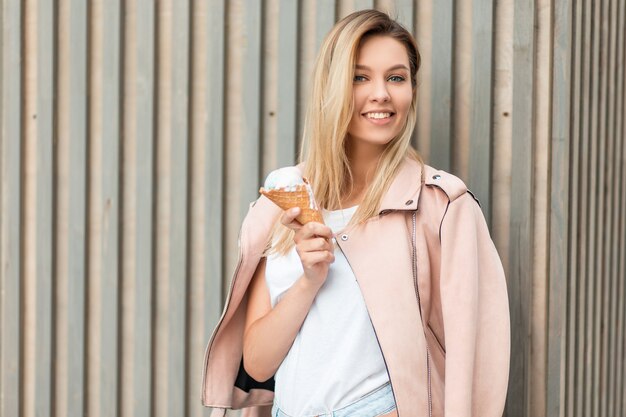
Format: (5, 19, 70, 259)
(365, 112, 393, 119)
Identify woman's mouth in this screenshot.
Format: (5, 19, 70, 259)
(363, 112, 395, 125)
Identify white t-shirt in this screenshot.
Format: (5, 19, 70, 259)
(265, 205, 390, 416)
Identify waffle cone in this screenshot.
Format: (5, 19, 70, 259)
(260, 185, 324, 224)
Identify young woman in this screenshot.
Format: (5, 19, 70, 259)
(202, 10, 510, 417)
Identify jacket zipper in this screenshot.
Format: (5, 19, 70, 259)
(201, 232, 244, 404)
(412, 211, 433, 417)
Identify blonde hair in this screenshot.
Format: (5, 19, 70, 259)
(270, 9, 423, 255)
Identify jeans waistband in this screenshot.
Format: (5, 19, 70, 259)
(272, 381, 396, 417)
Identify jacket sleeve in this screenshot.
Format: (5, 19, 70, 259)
(439, 192, 510, 417)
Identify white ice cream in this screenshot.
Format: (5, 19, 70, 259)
(263, 167, 305, 191)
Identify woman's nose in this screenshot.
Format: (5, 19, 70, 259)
(369, 80, 390, 102)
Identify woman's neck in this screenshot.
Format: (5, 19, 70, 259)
(343, 140, 384, 206)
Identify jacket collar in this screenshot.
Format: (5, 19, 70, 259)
(377, 157, 423, 213)
(296, 157, 423, 214)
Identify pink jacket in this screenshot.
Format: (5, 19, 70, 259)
(202, 158, 510, 417)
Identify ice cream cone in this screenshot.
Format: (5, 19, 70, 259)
(260, 185, 324, 224)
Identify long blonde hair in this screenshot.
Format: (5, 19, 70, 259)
(270, 9, 422, 255)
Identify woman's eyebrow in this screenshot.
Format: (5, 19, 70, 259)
(355, 64, 410, 71)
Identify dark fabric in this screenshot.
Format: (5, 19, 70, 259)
(234, 359, 275, 393)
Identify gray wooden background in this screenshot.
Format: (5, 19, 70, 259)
(0, 0, 624, 416)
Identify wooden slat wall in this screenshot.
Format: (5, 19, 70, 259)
(1, 1, 625, 417)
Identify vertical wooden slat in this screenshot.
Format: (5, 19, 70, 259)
(188, 1, 224, 416)
(54, 1, 87, 417)
(566, 0, 582, 415)
(428, 0, 453, 170)
(262, 0, 299, 177)
(372, 0, 413, 28)
(467, 0, 493, 222)
(153, 1, 189, 416)
(169, 1, 189, 414)
(588, 0, 602, 414)
(547, 0, 572, 415)
(86, 0, 121, 415)
(608, 0, 621, 412)
(451, 0, 471, 182)
(206, 0, 226, 328)
(0, 1, 22, 416)
(618, 2, 626, 412)
(490, 0, 513, 276)
(617, 17, 626, 415)
(614, 2, 626, 415)
(576, 0, 593, 415)
(531, 0, 552, 414)
(224, 0, 263, 291)
(120, 0, 155, 416)
(276, 0, 299, 168)
(316, 0, 336, 49)
(597, 0, 611, 414)
(414, 0, 433, 159)
(22, 1, 55, 417)
(577, 0, 593, 416)
(505, 0, 535, 415)
(353, 0, 375, 12)
(603, 0, 618, 415)
(392, 0, 414, 29)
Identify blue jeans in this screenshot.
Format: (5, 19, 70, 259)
(271, 382, 396, 417)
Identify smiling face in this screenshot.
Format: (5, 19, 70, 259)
(346, 35, 414, 152)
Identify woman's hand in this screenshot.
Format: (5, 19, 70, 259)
(281, 207, 335, 287)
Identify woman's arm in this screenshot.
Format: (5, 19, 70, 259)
(243, 207, 334, 382)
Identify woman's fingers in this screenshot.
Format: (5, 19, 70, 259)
(280, 207, 303, 230)
(296, 236, 333, 254)
(299, 250, 335, 269)
(294, 221, 333, 243)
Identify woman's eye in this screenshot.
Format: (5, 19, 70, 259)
(388, 75, 406, 82)
(353, 74, 367, 82)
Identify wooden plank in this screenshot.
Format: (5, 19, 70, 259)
(187, 1, 224, 416)
(224, 0, 263, 299)
(597, 0, 612, 414)
(577, 0, 593, 416)
(54, 1, 87, 417)
(566, 1, 583, 415)
(505, 0, 535, 414)
(531, 1, 552, 413)
(413, 0, 433, 154)
(547, 0, 572, 415)
(576, 1, 593, 415)
(604, 0, 619, 415)
(206, 0, 225, 328)
(168, 1, 189, 415)
(263, 0, 299, 176)
(606, 1, 622, 415)
(86, 0, 121, 415)
(614, 2, 626, 414)
(316, 0, 335, 49)
(490, 0, 513, 275)
(374, 0, 403, 23)
(355, 0, 375, 11)
(23, 1, 56, 416)
(119, 0, 155, 416)
(0, 1, 22, 416)
(392, 0, 414, 29)
(153, 0, 189, 416)
(428, 0, 452, 170)
(588, 0, 603, 414)
(617, 1, 626, 412)
(275, 0, 299, 168)
(468, 0, 493, 224)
